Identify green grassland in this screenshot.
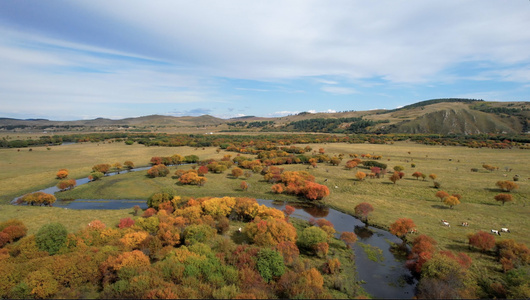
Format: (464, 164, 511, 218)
(1, 140, 529, 276)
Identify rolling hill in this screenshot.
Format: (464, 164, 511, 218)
(1, 99, 528, 135)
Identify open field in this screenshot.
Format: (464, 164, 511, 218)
(1, 140, 529, 279)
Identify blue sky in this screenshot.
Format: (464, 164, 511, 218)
(0, 0, 529, 120)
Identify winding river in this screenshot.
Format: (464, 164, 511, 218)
(13, 169, 417, 298)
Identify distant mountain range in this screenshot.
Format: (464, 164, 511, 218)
(1, 99, 528, 135)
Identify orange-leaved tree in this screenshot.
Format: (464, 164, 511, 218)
(354, 202, 374, 224)
(468, 231, 496, 253)
(390, 218, 416, 240)
(444, 195, 460, 209)
(355, 171, 366, 181)
(494, 193, 513, 206)
(496, 180, 519, 192)
(56, 169, 68, 179)
(435, 191, 450, 202)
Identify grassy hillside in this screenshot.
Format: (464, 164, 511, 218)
(1, 99, 528, 134)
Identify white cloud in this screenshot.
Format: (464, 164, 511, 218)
(321, 86, 358, 95)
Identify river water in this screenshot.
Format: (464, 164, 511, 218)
(13, 169, 417, 298)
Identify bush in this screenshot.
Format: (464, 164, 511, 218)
(362, 160, 387, 170)
(147, 165, 170, 178)
(298, 226, 328, 251)
(256, 248, 286, 283)
(89, 171, 104, 181)
(147, 192, 173, 209)
(35, 223, 68, 255)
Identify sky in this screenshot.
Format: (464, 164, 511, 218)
(0, 0, 529, 121)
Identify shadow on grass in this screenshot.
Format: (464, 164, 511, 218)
(431, 204, 450, 209)
(230, 230, 251, 245)
(484, 188, 504, 193)
(381, 182, 395, 185)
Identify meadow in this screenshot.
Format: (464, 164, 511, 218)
(1, 139, 529, 287)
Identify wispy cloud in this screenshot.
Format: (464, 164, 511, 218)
(321, 86, 358, 95)
(0, 0, 529, 119)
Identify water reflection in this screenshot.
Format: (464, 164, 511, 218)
(354, 225, 374, 239)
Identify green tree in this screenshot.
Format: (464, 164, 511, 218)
(256, 248, 286, 283)
(35, 223, 68, 255)
(298, 226, 328, 251)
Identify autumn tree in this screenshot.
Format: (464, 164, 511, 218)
(275, 241, 299, 265)
(112, 162, 122, 174)
(496, 239, 530, 272)
(435, 190, 449, 202)
(231, 167, 244, 178)
(271, 184, 284, 194)
(417, 253, 476, 299)
(468, 231, 496, 253)
(483, 164, 497, 172)
(345, 160, 358, 170)
(56, 179, 76, 191)
(56, 169, 68, 179)
(496, 180, 519, 192)
(147, 164, 169, 178)
(329, 157, 341, 166)
(444, 195, 460, 209)
(245, 217, 297, 247)
(389, 218, 416, 240)
(408, 234, 437, 273)
(240, 181, 249, 191)
(355, 171, 366, 181)
(429, 173, 437, 181)
(389, 171, 401, 184)
(197, 165, 209, 176)
(354, 202, 374, 224)
(124, 160, 135, 170)
(412, 171, 423, 180)
(92, 163, 111, 174)
(117, 217, 135, 229)
(494, 193, 513, 206)
(17, 192, 56, 206)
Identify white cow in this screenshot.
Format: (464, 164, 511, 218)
(441, 220, 450, 227)
(501, 228, 510, 233)
(491, 229, 501, 236)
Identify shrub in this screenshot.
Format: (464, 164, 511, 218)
(147, 165, 170, 178)
(494, 194, 513, 206)
(496, 181, 519, 192)
(256, 248, 286, 283)
(183, 224, 216, 245)
(56, 169, 68, 179)
(35, 223, 68, 255)
(118, 218, 135, 229)
(362, 160, 387, 169)
(147, 192, 173, 209)
(90, 171, 104, 181)
(298, 226, 327, 251)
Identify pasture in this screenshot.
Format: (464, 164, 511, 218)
(1, 140, 529, 273)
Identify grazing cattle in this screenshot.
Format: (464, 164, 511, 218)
(238, 227, 242, 233)
(409, 228, 418, 234)
(441, 220, 450, 227)
(501, 228, 510, 233)
(491, 229, 501, 236)
(461, 222, 469, 227)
